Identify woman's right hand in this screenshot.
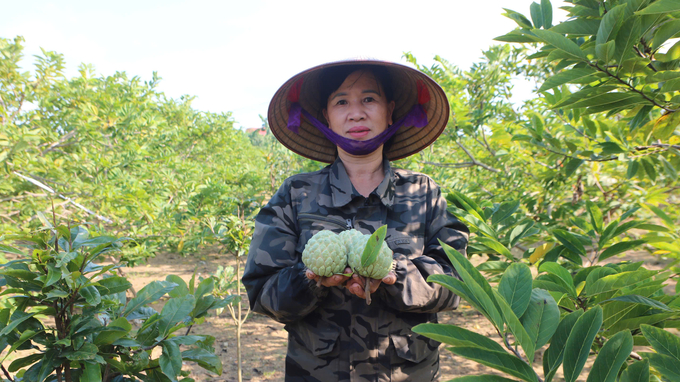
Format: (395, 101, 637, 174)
(305, 267, 352, 287)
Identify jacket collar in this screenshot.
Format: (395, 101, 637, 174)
(329, 157, 395, 208)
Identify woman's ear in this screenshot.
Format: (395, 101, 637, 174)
(322, 108, 329, 122)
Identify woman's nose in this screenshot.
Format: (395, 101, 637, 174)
(348, 103, 366, 121)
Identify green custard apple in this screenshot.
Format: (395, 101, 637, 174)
(301, 230, 347, 277)
(346, 232, 394, 279)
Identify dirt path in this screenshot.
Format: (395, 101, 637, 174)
(124, 250, 674, 382)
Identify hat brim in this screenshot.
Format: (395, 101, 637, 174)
(268, 59, 450, 163)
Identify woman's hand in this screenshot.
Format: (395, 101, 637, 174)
(305, 267, 352, 287)
(345, 272, 397, 299)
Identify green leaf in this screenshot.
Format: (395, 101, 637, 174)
(603, 295, 672, 311)
(552, 229, 587, 257)
(586, 269, 658, 295)
(0, 311, 37, 336)
(619, 359, 649, 382)
(477, 237, 514, 260)
(627, 160, 640, 179)
(0, 329, 41, 363)
(498, 263, 533, 318)
(585, 200, 604, 235)
(614, 17, 642, 66)
(599, 240, 646, 261)
(541, 0, 553, 28)
(83, 361, 102, 382)
(639, 352, 680, 380)
(551, 18, 601, 36)
(647, 204, 674, 227)
(563, 306, 603, 382)
(64, 342, 98, 361)
(640, 324, 680, 362)
(182, 347, 223, 375)
(636, 0, 680, 15)
(504, 8, 533, 29)
(449, 347, 538, 382)
(159, 295, 196, 336)
(160, 340, 183, 381)
(448, 191, 486, 222)
(96, 276, 132, 295)
(493, 290, 537, 364)
(597, 4, 628, 46)
(123, 280, 176, 318)
(44, 264, 61, 287)
(531, 2, 544, 29)
(7, 353, 42, 372)
(596, 40, 617, 64)
(585, 330, 633, 382)
(194, 277, 214, 299)
(531, 29, 587, 61)
(520, 289, 560, 351)
(361, 225, 387, 268)
(563, 158, 584, 178)
(0, 244, 24, 256)
(166, 275, 189, 298)
(94, 317, 131, 346)
(79, 285, 101, 305)
(508, 221, 536, 248)
(412, 323, 506, 352)
(652, 19, 680, 49)
(440, 244, 504, 329)
(429, 274, 490, 320)
(543, 310, 583, 382)
(539, 262, 576, 297)
(491, 200, 520, 226)
(538, 68, 599, 92)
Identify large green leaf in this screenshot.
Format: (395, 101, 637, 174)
(543, 310, 583, 382)
(361, 225, 387, 268)
(428, 274, 490, 320)
(441, 244, 504, 329)
(477, 237, 514, 260)
(598, 240, 647, 261)
(619, 359, 649, 382)
(491, 200, 520, 226)
(448, 347, 538, 382)
(0, 329, 41, 363)
(640, 324, 680, 361)
(585, 200, 604, 235)
(182, 347, 223, 375)
(94, 317, 131, 346)
(552, 229, 587, 257)
(498, 263, 533, 318)
(166, 275, 189, 298)
(639, 352, 680, 381)
(602, 295, 671, 312)
(0, 311, 38, 336)
(531, 29, 587, 61)
(0, 244, 24, 256)
(636, 0, 680, 15)
(7, 353, 42, 373)
(160, 340, 183, 380)
(596, 4, 628, 46)
(652, 19, 680, 49)
(79, 285, 102, 306)
(159, 295, 196, 337)
(412, 323, 506, 352)
(493, 290, 536, 364)
(530, 2, 544, 29)
(539, 262, 576, 297)
(539, 68, 600, 92)
(541, 0, 553, 29)
(563, 306, 603, 382)
(551, 18, 601, 35)
(614, 17, 642, 66)
(96, 276, 132, 295)
(123, 280, 176, 318)
(585, 330, 633, 382)
(586, 269, 658, 296)
(82, 361, 102, 382)
(520, 289, 560, 351)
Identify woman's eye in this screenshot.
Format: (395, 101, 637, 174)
(336, 99, 347, 105)
(363, 97, 375, 103)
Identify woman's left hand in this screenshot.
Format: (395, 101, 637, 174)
(345, 272, 397, 299)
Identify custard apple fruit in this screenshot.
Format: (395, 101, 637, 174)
(347, 233, 393, 279)
(301, 230, 347, 277)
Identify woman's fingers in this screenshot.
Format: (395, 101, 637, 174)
(382, 271, 397, 285)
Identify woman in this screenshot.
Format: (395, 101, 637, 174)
(242, 60, 469, 382)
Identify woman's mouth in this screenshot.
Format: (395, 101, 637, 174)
(348, 126, 370, 138)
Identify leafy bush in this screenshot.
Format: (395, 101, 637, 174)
(0, 224, 234, 382)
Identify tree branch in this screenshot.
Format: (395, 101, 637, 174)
(591, 63, 675, 112)
(456, 142, 502, 173)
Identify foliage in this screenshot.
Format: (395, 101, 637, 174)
(415, 238, 679, 382)
(0, 36, 271, 260)
(0, 223, 234, 382)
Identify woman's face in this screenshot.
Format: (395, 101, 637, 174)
(323, 70, 395, 141)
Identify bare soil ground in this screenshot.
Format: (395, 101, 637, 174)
(120, 249, 676, 382)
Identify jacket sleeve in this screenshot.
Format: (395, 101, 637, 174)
(376, 181, 468, 313)
(241, 180, 328, 324)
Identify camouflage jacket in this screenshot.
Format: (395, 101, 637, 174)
(242, 158, 469, 382)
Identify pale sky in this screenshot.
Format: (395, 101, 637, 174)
(1, 0, 567, 128)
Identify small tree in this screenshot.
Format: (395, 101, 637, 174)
(0, 222, 233, 382)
